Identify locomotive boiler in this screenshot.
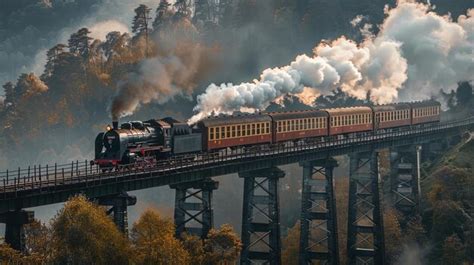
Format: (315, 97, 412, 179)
(94, 118, 202, 167)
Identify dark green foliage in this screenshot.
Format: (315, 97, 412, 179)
(68, 28, 92, 57)
(132, 4, 152, 36)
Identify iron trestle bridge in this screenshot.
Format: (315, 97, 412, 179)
(0, 116, 473, 265)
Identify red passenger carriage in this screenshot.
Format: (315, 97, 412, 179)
(324, 106, 373, 136)
(198, 114, 273, 151)
(372, 103, 411, 130)
(410, 101, 441, 125)
(267, 110, 329, 143)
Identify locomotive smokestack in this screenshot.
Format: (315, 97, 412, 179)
(113, 120, 119, 130)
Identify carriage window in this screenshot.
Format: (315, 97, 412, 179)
(278, 122, 281, 133)
(225, 126, 230, 138)
(236, 125, 241, 137)
(256, 123, 260, 134)
(220, 127, 225, 139)
(231, 126, 236, 137)
(210, 127, 214, 140)
(299, 119, 303, 130)
(266, 123, 269, 133)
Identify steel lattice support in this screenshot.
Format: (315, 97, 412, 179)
(299, 158, 339, 265)
(347, 152, 385, 265)
(97, 192, 137, 234)
(390, 145, 422, 215)
(171, 178, 219, 238)
(0, 210, 34, 251)
(239, 167, 285, 265)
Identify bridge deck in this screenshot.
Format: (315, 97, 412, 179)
(0, 117, 472, 213)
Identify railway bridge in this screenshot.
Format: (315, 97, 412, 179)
(0, 117, 473, 265)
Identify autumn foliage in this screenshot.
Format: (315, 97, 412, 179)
(0, 195, 241, 265)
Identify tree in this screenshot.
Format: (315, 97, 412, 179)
(50, 195, 130, 265)
(132, 4, 152, 57)
(384, 208, 402, 262)
(42, 44, 67, 78)
(456, 81, 473, 107)
(174, 0, 191, 20)
(204, 224, 242, 264)
(2, 82, 15, 108)
(68, 28, 92, 57)
(217, 0, 233, 27)
(281, 222, 300, 265)
(182, 233, 206, 265)
(24, 219, 52, 261)
(404, 215, 427, 244)
(130, 209, 190, 265)
(153, 0, 173, 32)
(442, 234, 465, 265)
(431, 200, 468, 259)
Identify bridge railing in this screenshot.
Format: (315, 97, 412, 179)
(0, 116, 472, 195)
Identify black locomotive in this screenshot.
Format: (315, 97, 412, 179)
(94, 118, 202, 167)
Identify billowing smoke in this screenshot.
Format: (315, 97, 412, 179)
(109, 41, 212, 120)
(189, 0, 473, 124)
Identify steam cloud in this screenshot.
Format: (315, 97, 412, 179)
(109, 41, 209, 120)
(188, 0, 474, 124)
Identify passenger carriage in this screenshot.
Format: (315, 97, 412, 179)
(324, 106, 373, 136)
(409, 101, 441, 125)
(197, 113, 273, 151)
(372, 103, 411, 130)
(267, 110, 329, 143)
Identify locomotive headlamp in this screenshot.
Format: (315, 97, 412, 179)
(106, 125, 112, 131)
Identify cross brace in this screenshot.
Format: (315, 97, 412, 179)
(347, 152, 385, 265)
(239, 167, 285, 265)
(299, 158, 339, 265)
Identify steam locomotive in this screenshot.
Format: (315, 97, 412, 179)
(94, 101, 441, 168)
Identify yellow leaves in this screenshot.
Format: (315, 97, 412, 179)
(130, 208, 190, 265)
(281, 222, 300, 265)
(50, 195, 131, 265)
(204, 224, 242, 265)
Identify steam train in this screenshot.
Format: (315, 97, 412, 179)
(94, 101, 441, 168)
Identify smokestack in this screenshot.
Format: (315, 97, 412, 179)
(113, 120, 119, 130)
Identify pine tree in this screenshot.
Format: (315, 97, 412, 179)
(153, 0, 172, 32)
(217, 0, 233, 27)
(194, 0, 211, 23)
(174, 0, 191, 20)
(2, 82, 15, 108)
(42, 44, 67, 79)
(68, 28, 92, 57)
(132, 4, 152, 56)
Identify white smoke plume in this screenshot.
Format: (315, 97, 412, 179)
(188, 0, 474, 124)
(110, 55, 196, 120)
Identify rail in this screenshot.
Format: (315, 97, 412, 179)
(0, 116, 472, 197)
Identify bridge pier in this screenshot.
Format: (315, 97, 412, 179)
(347, 151, 385, 265)
(0, 210, 34, 251)
(171, 178, 218, 238)
(298, 158, 339, 265)
(390, 145, 422, 215)
(239, 167, 284, 265)
(97, 192, 137, 234)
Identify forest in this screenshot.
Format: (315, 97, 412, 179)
(0, 0, 473, 264)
